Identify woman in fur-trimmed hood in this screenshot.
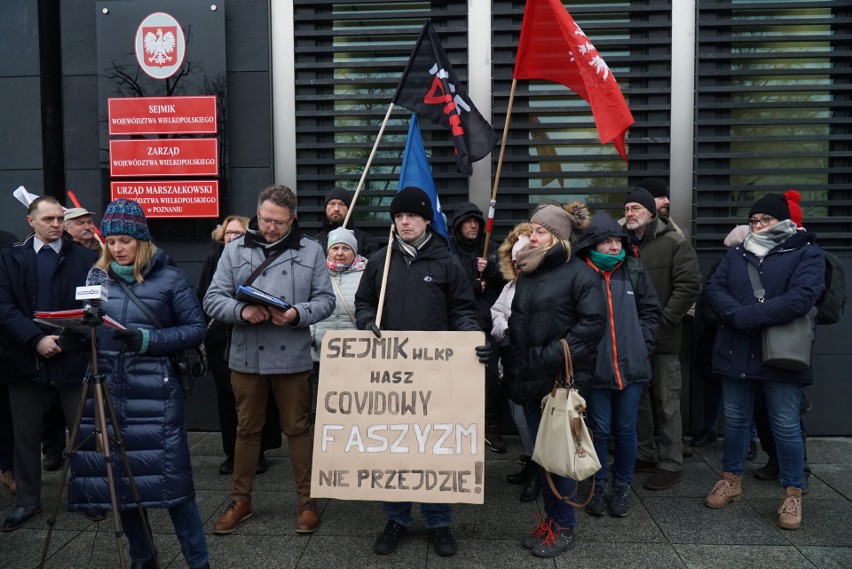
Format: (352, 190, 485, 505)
(503, 201, 606, 558)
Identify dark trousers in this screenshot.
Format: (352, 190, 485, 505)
(484, 353, 506, 428)
(41, 386, 67, 456)
(209, 348, 281, 456)
(0, 383, 13, 471)
(8, 381, 80, 507)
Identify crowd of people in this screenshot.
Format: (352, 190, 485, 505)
(0, 179, 824, 566)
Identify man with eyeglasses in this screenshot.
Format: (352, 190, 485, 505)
(204, 185, 335, 536)
(622, 187, 701, 491)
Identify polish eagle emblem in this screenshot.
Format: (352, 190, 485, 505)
(143, 27, 177, 67)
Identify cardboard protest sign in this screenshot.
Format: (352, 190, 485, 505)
(311, 330, 484, 504)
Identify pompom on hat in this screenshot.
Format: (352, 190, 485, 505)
(390, 186, 434, 222)
(785, 189, 803, 228)
(327, 227, 358, 255)
(100, 198, 150, 241)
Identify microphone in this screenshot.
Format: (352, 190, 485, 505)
(77, 268, 109, 303)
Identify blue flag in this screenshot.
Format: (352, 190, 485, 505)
(398, 114, 448, 237)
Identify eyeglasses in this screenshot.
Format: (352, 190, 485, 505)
(223, 231, 245, 238)
(747, 216, 775, 227)
(258, 215, 292, 228)
(624, 205, 646, 214)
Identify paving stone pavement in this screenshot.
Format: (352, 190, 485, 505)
(1, 434, 851, 568)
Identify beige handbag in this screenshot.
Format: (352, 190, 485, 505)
(531, 339, 601, 506)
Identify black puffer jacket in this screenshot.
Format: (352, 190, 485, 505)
(449, 202, 505, 329)
(504, 243, 606, 404)
(355, 229, 481, 332)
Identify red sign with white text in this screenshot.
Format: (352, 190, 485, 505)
(111, 181, 219, 218)
(109, 139, 218, 177)
(108, 96, 217, 135)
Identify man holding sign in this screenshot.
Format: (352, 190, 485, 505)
(354, 186, 491, 557)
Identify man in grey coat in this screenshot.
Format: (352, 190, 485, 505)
(204, 185, 335, 535)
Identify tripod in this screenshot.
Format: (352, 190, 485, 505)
(38, 305, 160, 569)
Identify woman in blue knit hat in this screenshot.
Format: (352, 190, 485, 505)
(67, 199, 210, 569)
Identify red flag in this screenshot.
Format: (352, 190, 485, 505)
(513, 0, 634, 161)
(393, 22, 497, 175)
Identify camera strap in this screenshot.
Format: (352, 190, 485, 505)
(114, 278, 165, 329)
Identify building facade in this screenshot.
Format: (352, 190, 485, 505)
(2, 0, 849, 433)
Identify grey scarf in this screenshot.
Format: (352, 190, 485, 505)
(743, 220, 797, 259)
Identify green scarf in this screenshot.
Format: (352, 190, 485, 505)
(588, 248, 625, 273)
(110, 261, 136, 283)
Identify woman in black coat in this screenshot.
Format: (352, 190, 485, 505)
(504, 203, 605, 559)
(68, 199, 210, 569)
(197, 215, 281, 475)
(703, 193, 824, 531)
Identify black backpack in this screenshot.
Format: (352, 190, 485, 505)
(816, 249, 847, 325)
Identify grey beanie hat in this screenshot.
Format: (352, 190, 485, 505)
(530, 205, 574, 242)
(327, 227, 358, 255)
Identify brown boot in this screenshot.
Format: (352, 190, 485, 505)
(704, 472, 742, 509)
(778, 487, 802, 530)
(213, 501, 253, 534)
(295, 499, 318, 534)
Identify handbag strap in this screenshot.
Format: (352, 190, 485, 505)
(329, 274, 357, 325)
(544, 471, 596, 508)
(115, 277, 164, 329)
(558, 338, 575, 389)
(746, 263, 766, 303)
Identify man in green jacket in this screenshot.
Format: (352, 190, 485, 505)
(623, 187, 701, 491)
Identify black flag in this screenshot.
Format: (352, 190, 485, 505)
(392, 22, 498, 176)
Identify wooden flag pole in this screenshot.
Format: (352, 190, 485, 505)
(343, 103, 396, 229)
(374, 224, 396, 331)
(481, 79, 518, 258)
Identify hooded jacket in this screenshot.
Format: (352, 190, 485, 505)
(355, 229, 480, 333)
(490, 223, 531, 343)
(575, 212, 661, 390)
(448, 202, 505, 329)
(626, 216, 701, 354)
(0, 232, 97, 384)
(706, 230, 824, 384)
(68, 249, 206, 512)
(503, 242, 606, 404)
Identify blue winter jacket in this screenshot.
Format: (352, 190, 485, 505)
(575, 212, 661, 390)
(706, 231, 824, 384)
(68, 250, 206, 512)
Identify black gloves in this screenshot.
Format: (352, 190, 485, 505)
(368, 323, 382, 338)
(115, 329, 143, 353)
(475, 341, 494, 364)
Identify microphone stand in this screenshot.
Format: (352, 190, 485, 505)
(38, 303, 160, 569)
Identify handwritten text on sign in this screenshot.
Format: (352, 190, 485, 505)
(311, 330, 484, 504)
